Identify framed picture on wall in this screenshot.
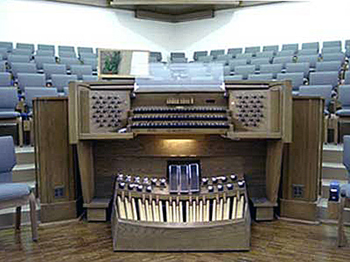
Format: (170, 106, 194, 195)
(98, 48, 150, 79)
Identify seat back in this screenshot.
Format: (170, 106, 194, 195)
(38, 44, 55, 52)
(25, 87, 58, 110)
(260, 63, 283, 78)
(285, 62, 310, 77)
(43, 64, 66, 79)
(250, 58, 271, 70)
(70, 65, 92, 80)
(316, 61, 342, 72)
(272, 56, 294, 69)
(322, 47, 342, 54)
(12, 49, 33, 56)
(77, 47, 93, 54)
(82, 58, 97, 71)
(0, 42, 13, 52)
(244, 46, 260, 54)
(299, 85, 333, 106)
(227, 48, 243, 57)
(0, 136, 17, 183)
(323, 40, 342, 48)
(234, 65, 255, 79)
(262, 45, 279, 53)
(16, 43, 34, 53)
(150, 51, 162, 62)
(0, 72, 12, 87)
(255, 51, 274, 59)
(322, 52, 345, 63)
(59, 51, 76, 58)
(276, 50, 295, 57)
(58, 45, 75, 53)
(338, 85, 350, 107)
(11, 62, 37, 78)
(79, 53, 96, 60)
(171, 57, 188, 63)
(210, 49, 225, 58)
(36, 49, 55, 57)
(171, 52, 185, 60)
(35, 56, 56, 70)
(193, 51, 207, 61)
(302, 42, 319, 51)
(309, 71, 339, 87)
(282, 43, 298, 53)
(7, 55, 31, 67)
(298, 49, 318, 56)
(276, 72, 304, 90)
(247, 73, 273, 81)
(228, 59, 248, 71)
(17, 73, 46, 91)
(0, 88, 18, 111)
(51, 74, 78, 92)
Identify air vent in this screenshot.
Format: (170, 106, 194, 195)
(292, 184, 304, 198)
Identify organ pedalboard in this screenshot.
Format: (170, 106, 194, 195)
(69, 79, 292, 251)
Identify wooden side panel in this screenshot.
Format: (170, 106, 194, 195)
(265, 140, 283, 204)
(34, 97, 76, 222)
(282, 97, 324, 202)
(77, 141, 95, 204)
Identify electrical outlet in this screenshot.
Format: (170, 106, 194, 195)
(54, 186, 65, 198)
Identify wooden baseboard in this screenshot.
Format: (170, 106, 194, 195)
(40, 201, 77, 223)
(280, 198, 318, 222)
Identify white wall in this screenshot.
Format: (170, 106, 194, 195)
(0, 0, 174, 56)
(174, 1, 350, 59)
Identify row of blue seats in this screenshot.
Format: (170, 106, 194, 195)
(0, 72, 97, 92)
(0, 55, 97, 71)
(1, 63, 96, 79)
(0, 41, 96, 56)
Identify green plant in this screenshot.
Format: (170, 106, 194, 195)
(102, 51, 122, 74)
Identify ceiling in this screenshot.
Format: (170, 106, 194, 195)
(46, 0, 285, 22)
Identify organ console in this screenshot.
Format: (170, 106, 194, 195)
(68, 79, 292, 251)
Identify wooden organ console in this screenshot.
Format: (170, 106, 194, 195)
(68, 79, 292, 251)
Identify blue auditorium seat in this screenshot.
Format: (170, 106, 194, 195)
(77, 47, 93, 54)
(192, 51, 206, 61)
(171, 57, 188, 63)
(59, 57, 81, 70)
(17, 73, 46, 92)
(277, 72, 304, 91)
(0, 42, 13, 52)
(260, 63, 283, 79)
(281, 43, 298, 53)
(197, 56, 213, 63)
(234, 65, 255, 79)
(322, 53, 345, 63)
(340, 136, 350, 197)
(0, 61, 6, 72)
(0, 88, 20, 120)
(285, 62, 310, 78)
(299, 85, 333, 113)
(227, 48, 243, 57)
(79, 52, 96, 60)
(11, 62, 37, 78)
(7, 55, 31, 67)
(171, 52, 185, 59)
(298, 49, 318, 56)
(43, 64, 66, 79)
(302, 42, 319, 51)
(345, 40, 350, 48)
(210, 49, 225, 59)
(59, 51, 77, 58)
(309, 71, 339, 87)
(0, 72, 12, 87)
(216, 54, 233, 63)
(12, 49, 33, 56)
(323, 40, 342, 48)
(336, 85, 350, 117)
(247, 73, 273, 81)
(228, 59, 248, 72)
(24, 87, 58, 112)
(273, 56, 294, 69)
(322, 47, 342, 54)
(225, 75, 243, 81)
(16, 43, 34, 53)
(82, 58, 97, 71)
(276, 50, 295, 57)
(35, 56, 56, 70)
(250, 58, 271, 71)
(37, 44, 55, 52)
(244, 46, 260, 54)
(36, 49, 55, 57)
(82, 75, 98, 81)
(316, 61, 342, 72)
(255, 51, 274, 59)
(70, 65, 93, 80)
(262, 45, 279, 53)
(58, 45, 75, 53)
(51, 74, 78, 93)
(297, 54, 319, 68)
(235, 53, 253, 62)
(150, 51, 163, 62)
(0, 136, 37, 240)
(0, 48, 8, 60)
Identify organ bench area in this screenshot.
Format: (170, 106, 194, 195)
(68, 80, 292, 251)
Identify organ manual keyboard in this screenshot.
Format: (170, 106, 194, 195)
(68, 78, 292, 251)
